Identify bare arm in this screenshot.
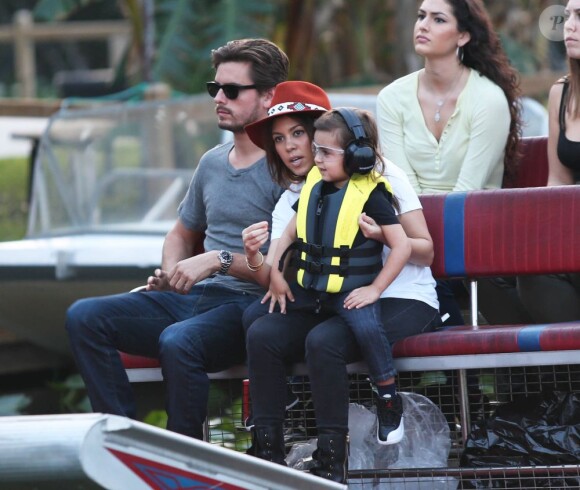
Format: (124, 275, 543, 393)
(161, 219, 201, 271)
(359, 209, 434, 267)
(266, 215, 298, 313)
(547, 83, 576, 186)
(152, 219, 226, 294)
(240, 221, 279, 289)
(148, 218, 276, 294)
(344, 222, 412, 309)
(397, 209, 434, 266)
(146, 219, 202, 292)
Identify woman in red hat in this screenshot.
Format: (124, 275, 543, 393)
(241, 81, 441, 484)
(241, 80, 332, 288)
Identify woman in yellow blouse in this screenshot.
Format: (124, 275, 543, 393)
(377, 0, 521, 195)
(377, 0, 522, 326)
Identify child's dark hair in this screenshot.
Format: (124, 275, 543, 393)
(314, 108, 400, 211)
(314, 108, 385, 177)
(263, 113, 318, 188)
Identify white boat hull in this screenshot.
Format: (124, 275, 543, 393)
(0, 234, 164, 356)
(0, 413, 345, 489)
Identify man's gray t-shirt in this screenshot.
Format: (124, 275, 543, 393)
(178, 141, 283, 295)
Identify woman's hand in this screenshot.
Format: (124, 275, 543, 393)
(243, 221, 269, 264)
(361, 210, 435, 267)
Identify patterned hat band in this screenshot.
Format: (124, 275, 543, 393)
(267, 101, 328, 117)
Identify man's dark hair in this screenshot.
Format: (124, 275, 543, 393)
(211, 38, 289, 91)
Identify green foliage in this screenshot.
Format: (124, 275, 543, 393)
(142, 383, 251, 450)
(33, 0, 98, 21)
(143, 409, 168, 428)
(47, 373, 92, 413)
(479, 373, 497, 397)
(152, 0, 280, 93)
(208, 396, 251, 451)
(18, 1, 561, 98)
(32, 0, 282, 94)
(152, 0, 211, 93)
(0, 157, 29, 241)
(410, 371, 449, 389)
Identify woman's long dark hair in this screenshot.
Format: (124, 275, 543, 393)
(446, 0, 522, 178)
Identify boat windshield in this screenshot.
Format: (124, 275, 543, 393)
(27, 94, 222, 237)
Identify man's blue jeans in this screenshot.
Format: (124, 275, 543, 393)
(66, 282, 256, 439)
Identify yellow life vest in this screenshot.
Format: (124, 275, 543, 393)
(294, 167, 393, 293)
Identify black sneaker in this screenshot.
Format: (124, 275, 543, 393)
(375, 392, 404, 445)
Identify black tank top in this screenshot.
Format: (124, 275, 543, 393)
(557, 81, 580, 177)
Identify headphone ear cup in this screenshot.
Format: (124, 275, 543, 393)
(344, 140, 376, 175)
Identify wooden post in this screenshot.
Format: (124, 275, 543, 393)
(0, 12, 130, 99)
(144, 83, 175, 173)
(14, 10, 35, 98)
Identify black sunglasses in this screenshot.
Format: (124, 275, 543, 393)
(206, 82, 258, 100)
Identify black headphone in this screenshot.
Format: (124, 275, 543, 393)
(335, 107, 376, 175)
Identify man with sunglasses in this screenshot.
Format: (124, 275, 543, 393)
(65, 38, 288, 440)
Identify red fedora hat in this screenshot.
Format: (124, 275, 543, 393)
(245, 81, 331, 149)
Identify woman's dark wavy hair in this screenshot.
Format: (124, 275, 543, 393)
(262, 113, 318, 189)
(446, 0, 522, 179)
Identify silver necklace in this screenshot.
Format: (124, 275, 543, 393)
(434, 68, 464, 123)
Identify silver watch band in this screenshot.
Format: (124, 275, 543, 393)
(218, 250, 233, 275)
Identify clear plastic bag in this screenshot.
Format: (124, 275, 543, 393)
(287, 392, 452, 474)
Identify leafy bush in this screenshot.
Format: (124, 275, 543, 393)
(0, 157, 28, 241)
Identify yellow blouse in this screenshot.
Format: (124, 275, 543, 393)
(377, 68, 510, 194)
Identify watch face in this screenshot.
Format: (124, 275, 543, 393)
(218, 250, 233, 274)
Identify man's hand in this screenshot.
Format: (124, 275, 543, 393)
(166, 253, 216, 294)
(146, 268, 171, 291)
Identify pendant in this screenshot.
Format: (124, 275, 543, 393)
(434, 99, 444, 123)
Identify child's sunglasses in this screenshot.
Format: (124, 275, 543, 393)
(206, 82, 258, 100)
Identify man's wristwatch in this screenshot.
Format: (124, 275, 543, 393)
(217, 250, 233, 275)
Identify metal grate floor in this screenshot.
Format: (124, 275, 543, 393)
(205, 364, 580, 489)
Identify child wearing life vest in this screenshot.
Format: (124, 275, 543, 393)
(269, 107, 412, 445)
